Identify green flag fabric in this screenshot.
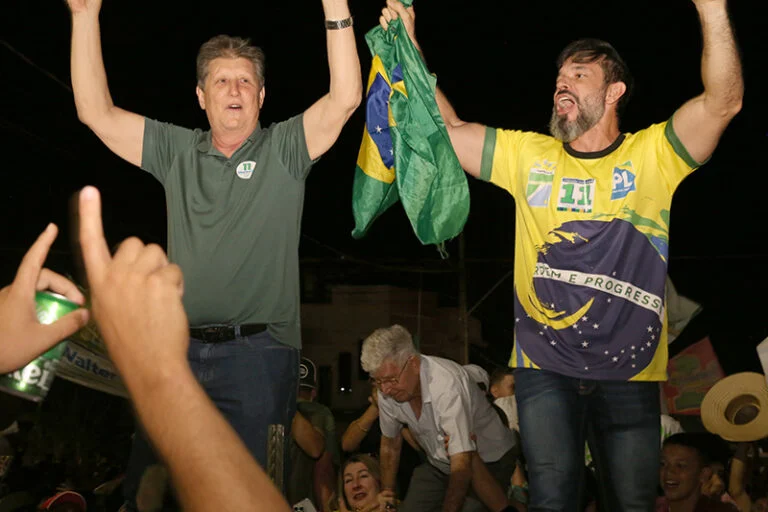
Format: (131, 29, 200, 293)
(351, 4, 469, 247)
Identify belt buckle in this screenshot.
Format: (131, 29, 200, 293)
(203, 326, 223, 343)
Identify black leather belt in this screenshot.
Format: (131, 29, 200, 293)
(190, 324, 268, 343)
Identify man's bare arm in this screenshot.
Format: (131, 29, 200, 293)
(379, 433, 403, 491)
(672, 0, 743, 164)
(78, 187, 289, 512)
(68, 0, 145, 167)
(303, 0, 362, 161)
(442, 451, 472, 512)
(293, 411, 325, 459)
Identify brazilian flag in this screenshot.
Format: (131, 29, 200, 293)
(351, 0, 469, 247)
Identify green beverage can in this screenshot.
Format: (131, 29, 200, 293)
(0, 291, 80, 402)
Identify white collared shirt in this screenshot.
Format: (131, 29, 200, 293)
(378, 355, 515, 474)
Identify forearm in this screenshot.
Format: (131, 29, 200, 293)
(341, 405, 378, 452)
(70, 11, 116, 125)
(696, 1, 743, 116)
(293, 412, 325, 459)
(314, 451, 336, 512)
(129, 364, 289, 512)
(469, 452, 509, 512)
(322, 0, 362, 111)
(729, 456, 748, 496)
(379, 435, 403, 491)
(443, 454, 472, 512)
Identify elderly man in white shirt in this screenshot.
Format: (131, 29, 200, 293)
(361, 325, 519, 512)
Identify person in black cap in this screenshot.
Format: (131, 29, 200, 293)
(288, 357, 340, 510)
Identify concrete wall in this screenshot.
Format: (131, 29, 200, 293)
(300, 285, 482, 411)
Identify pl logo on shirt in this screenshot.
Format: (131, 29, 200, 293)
(236, 160, 256, 180)
(611, 161, 636, 200)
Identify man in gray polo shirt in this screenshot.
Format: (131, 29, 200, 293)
(361, 325, 519, 512)
(66, 0, 361, 507)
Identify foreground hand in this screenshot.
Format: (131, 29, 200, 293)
(0, 224, 89, 373)
(78, 186, 188, 391)
(378, 489, 397, 511)
(379, 0, 417, 47)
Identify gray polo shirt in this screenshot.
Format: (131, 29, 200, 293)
(141, 114, 314, 349)
(378, 355, 515, 475)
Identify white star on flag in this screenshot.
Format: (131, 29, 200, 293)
(593, 323, 600, 329)
(604, 350, 609, 355)
(607, 298, 612, 303)
(646, 341, 652, 347)
(582, 341, 589, 348)
(631, 354, 636, 359)
(631, 345, 636, 350)
(538, 331, 544, 336)
(612, 356, 618, 362)
(647, 326, 653, 333)
(550, 340, 557, 346)
(572, 325, 579, 329)
(641, 347, 645, 351)
(515, 318, 520, 323)
(582, 316, 589, 322)
(375, 125, 383, 133)
(632, 364, 636, 368)
(584, 366, 589, 371)
(651, 334, 656, 340)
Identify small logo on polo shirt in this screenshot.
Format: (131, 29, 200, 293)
(236, 160, 256, 180)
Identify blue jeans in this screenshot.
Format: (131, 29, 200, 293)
(122, 329, 299, 509)
(515, 369, 660, 512)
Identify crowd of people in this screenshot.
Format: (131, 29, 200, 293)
(0, 0, 750, 510)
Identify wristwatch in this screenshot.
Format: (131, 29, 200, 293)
(325, 17, 353, 30)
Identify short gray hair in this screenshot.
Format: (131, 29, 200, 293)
(361, 325, 418, 375)
(196, 35, 266, 89)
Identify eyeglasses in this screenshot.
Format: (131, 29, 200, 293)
(371, 356, 412, 389)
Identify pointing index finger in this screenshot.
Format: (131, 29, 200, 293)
(13, 223, 58, 294)
(78, 186, 111, 286)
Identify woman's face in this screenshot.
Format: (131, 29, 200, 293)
(343, 461, 380, 510)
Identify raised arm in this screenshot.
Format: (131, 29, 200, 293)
(302, 0, 362, 161)
(729, 443, 752, 512)
(341, 390, 379, 453)
(379, 0, 486, 178)
(671, 0, 743, 164)
(68, 0, 145, 167)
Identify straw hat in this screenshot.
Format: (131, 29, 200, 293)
(701, 372, 768, 442)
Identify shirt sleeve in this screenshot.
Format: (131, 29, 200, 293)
(141, 118, 198, 185)
(646, 118, 701, 193)
(478, 127, 530, 199)
(377, 396, 403, 439)
(434, 380, 477, 456)
(268, 113, 317, 181)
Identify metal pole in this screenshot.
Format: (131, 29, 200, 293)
(458, 233, 469, 364)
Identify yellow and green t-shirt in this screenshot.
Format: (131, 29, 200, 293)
(480, 120, 698, 381)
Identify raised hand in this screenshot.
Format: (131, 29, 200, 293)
(0, 224, 89, 373)
(379, 0, 417, 48)
(78, 186, 188, 392)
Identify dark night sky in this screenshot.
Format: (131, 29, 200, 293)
(1, 0, 766, 371)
